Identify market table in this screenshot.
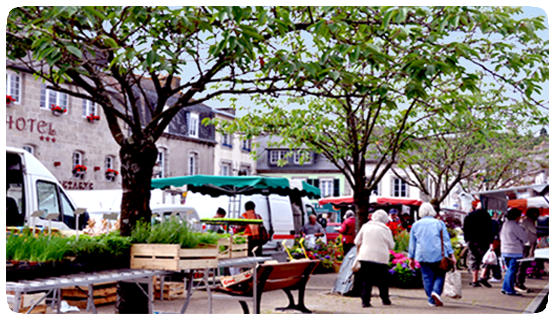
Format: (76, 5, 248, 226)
(6, 269, 171, 314)
(175, 256, 272, 314)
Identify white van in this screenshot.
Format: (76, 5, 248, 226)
(183, 191, 317, 253)
(6, 146, 89, 231)
(67, 189, 202, 231)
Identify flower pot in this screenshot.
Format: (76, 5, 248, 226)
(52, 110, 64, 116)
(332, 261, 342, 273)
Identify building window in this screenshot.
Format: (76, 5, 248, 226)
(105, 156, 116, 181)
(294, 150, 312, 165)
(319, 178, 339, 197)
(269, 150, 287, 164)
(82, 99, 98, 118)
(22, 145, 35, 155)
(154, 150, 165, 178)
(188, 153, 198, 175)
(320, 179, 334, 198)
(188, 113, 199, 138)
(72, 151, 84, 167)
(222, 133, 232, 147)
(40, 84, 68, 110)
(238, 165, 250, 176)
(241, 138, 252, 151)
(393, 178, 407, 197)
(7, 73, 21, 104)
(221, 162, 232, 176)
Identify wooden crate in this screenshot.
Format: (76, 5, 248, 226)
(130, 244, 219, 271)
(61, 281, 117, 308)
(152, 275, 185, 300)
(218, 236, 248, 259)
(8, 292, 47, 314)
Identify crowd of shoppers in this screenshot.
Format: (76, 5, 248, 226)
(346, 200, 542, 308)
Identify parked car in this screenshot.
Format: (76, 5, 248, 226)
(325, 222, 341, 241)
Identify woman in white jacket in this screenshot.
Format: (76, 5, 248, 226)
(354, 209, 395, 307)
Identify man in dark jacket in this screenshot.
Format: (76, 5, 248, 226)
(463, 208, 494, 287)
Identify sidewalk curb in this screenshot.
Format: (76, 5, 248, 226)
(522, 283, 549, 314)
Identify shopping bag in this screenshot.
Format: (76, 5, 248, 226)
(482, 247, 498, 265)
(444, 270, 462, 299)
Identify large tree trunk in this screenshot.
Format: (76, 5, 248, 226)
(352, 183, 370, 234)
(119, 139, 158, 237)
(117, 138, 157, 314)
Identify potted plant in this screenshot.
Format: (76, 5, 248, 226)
(105, 168, 119, 181)
(50, 104, 67, 115)
(129, 220, 220, 271)
(72, 165, 87, 178)
(7, 95, 16, 106)
(388, 250, 423, 288)
(86, 113, 100, 123)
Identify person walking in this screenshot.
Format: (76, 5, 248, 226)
(337, 210, 356, 255)
(354, 209, 395, 307)
(500, 208, 529, 296)
(408, 202, 456, 307)
(488, 211, 503, 282)
(514, 207, 539, 293)
(463, 208, 494, 287)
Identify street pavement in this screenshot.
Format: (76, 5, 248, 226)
(46, 269, 549, 315)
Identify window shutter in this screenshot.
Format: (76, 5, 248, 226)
(333, 179, 340, 196)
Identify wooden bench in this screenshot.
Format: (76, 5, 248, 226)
(213, 259, 319, 314)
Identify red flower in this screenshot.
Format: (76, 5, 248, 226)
(6, 95, 16, 105)
(106, 168, 119, 175)
(73, 165, 87, 172)
(86, 114, 100, 122)
(50, 105, 67, 113)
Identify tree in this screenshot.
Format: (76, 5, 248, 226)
(7, 6, 324, 237)
(391, 91, 548, 206)
(215, 7, 548, 231)
(6, 6, 328, 313)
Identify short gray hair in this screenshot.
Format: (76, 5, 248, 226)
(419, 202, 437, 218)
(372, 209, 389, 224)
(345, 210, 355, 219)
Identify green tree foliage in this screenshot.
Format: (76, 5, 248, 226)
(6, 6, 320, 236)
(213, 7, 548, 230)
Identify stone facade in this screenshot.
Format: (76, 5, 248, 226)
(6, 68, 219, 190)
(6, 69, 122, 190)
(213, 108, 256, 176)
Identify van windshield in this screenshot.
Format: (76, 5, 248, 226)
(6, 152, 25, 226)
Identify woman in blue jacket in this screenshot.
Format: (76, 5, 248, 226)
(408, 202, 456, 307)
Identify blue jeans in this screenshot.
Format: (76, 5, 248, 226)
(502, 255, 522, 294)
(420, 262, 446, 305)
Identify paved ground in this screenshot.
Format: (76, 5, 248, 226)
(45, 269, 549, 315)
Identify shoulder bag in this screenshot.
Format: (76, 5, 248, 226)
(439, 225, 454, 272)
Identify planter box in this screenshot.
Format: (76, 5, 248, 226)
(130, 244, 218, 271)
(62, 281, 117, 308)
(218, 236, 249, 259)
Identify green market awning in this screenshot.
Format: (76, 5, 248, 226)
(151, 175, 321, 199)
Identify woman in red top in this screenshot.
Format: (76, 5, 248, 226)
(337, 210, 357, 254)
